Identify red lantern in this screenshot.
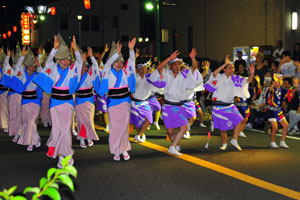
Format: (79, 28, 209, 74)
(50, 7, 56, 15)
(3, 33, 7, 39)
(20, 20, 24, 27)
(13, 26, 17, 32)
(7, 31, 11, 37)
(84, 0, 90, 9)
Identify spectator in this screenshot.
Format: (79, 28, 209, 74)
(254, 52, 268, 84)
(234, 51, 246, 73)
(235, 62, 248, 77)
(282, 77, 300, 135)
(292, 43, 300, 62)
(271, 61, 279, 74)
(262, 58, 271, 69)
(278, 50, 299, 78)
(273, 40, 285, 62)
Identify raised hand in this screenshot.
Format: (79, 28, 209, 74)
(249, 64, 255, 76)
(6, 48, 10, 57)
(22, 46, 26, 56)
(87, 46, 93, 57)
(169, 50, 180, 60)
(254, 75, 260, 83)
(203, 60, 210, 70)
(135, 48, 140, 58)
(128, 37, 136, 50)
(71, 35, 77, 51)
(104, 43, 110, 53)
(225, 55, 230, 64)
(116, 41, 122, 54)
(189, 48, 197, 59)
(54, 35, 59, 49)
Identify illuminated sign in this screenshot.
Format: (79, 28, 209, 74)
(21, 13, 30, 45)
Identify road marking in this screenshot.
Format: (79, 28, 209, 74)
(129, 137, 300, 200)
(245, 128, 300, 141)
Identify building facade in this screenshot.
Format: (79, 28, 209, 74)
(36, 0, 140, 49)
(160, 0, 299, 61)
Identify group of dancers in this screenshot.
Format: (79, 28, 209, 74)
(0, 33, 295, 168)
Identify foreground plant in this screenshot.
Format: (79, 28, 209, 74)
(0, 156, 77, 200)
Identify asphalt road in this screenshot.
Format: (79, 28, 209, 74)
(0, 119, 300, 200)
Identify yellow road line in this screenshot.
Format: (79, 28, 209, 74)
(129, 137, 300, 200)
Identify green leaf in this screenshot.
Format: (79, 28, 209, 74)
(57, 174, 74, 191)
(49, 183, 59, 190)
(39, 177, 47, 189)
(61, 156, 71, 167)
(61, 166, 77, 178)
(43, 188, 60, 200)
(7, 186, 17, 195)
(0, 191, 9, 199)
(12, 196, 27, 200)
(47, 168, 56, 180)
(23, 187, 40, 194)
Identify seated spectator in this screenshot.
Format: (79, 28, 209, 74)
(279, 50, 300, 78)
(282, 77, 300, 135)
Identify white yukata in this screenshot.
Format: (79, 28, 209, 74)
(0, 62, 9, 131)
(75, 56, 101, 142)
(150, 67, 197, 129)
(9, 56, 42, 147)
(1, 55, 22, 136)
(130, 73, 155, 129)
(99, 50, 136, 155)
(33, 48, 82, 158)
(204, 73, 249, 131)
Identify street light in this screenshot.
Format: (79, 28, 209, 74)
(39, 15, 45, 21)
(145, 2, 154, 11)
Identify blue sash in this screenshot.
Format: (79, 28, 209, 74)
(78, 72, 88, 90)
(112, 68, 123, 88)
(55, 65, 69, 87)
(0, 68, 2, 74)
(23, 71, 37, 91)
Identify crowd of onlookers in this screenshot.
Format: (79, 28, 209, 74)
(198, 40, 300, 136)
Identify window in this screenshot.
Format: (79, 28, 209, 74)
(121, 3, 128, 10)
(60, 13, 68, 30)
(91, 15, 99, 31)
(82, 15, 90, 31)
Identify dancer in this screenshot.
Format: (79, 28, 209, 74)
(0, 47, 8, 133)
(265, 74, 297, 148)
(99, 39, 136, 161)
(33, 34, 82, 167)
(9, 47, 43, 151)
(75, 46, 101, 148)
(150, 48, 198, 156)
(131, 60, 164, 142)
(204, 55, 254, 151)
(2, 48, 22, 142)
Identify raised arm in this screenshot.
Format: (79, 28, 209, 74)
(128, 37, 136, 62)
(201, 60, 210, 78)
(189, 48, 197, 73)
(46, 35, 59, 67)
(247, 64, 255, 83)
(14, 46, 26, 71)
(157, 50, 180, 75)
(71, 35, 82, 66)
(103, 41, 122, 69)
(213, 55, 230, 77)
(87, 46, 98, 69)
(97, 43, 109, 66)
